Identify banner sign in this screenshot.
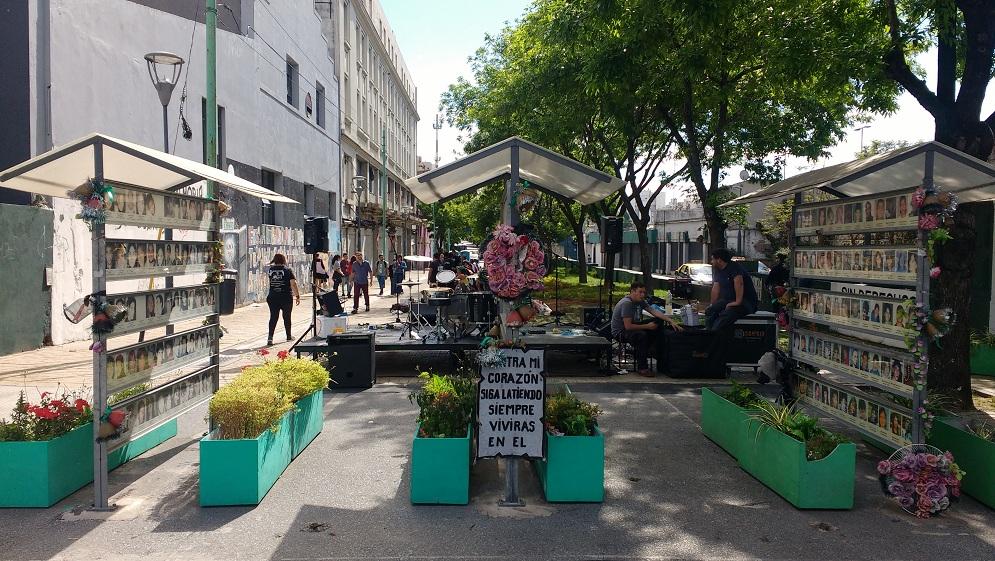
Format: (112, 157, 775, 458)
(794, 372, 912, 447)
(792, 328, 915, 396)
(794, 190, 917, 235)
(104, 239, 216, 281)
(477, 349, 545, 459)
(107, 365, 216, 451)
(104, 184, 217, 232)
(792, 246, 917, 284)
(794, 288, 915, 339)
(829, 282, 916, 300)
(104, 324, 219, 394)
(106, 284, 219, 338)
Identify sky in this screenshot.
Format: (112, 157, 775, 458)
(381, 0, 995, 201)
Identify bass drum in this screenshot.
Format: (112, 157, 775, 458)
(467, 291, 498, 325)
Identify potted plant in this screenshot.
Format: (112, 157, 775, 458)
(928, 417, 995, 509)
(199, 352, 327, 507)
(535, 392, 604, 502)
(0, 390, 93, 507)
(740, 401, 856, 509)
(700, 382, 760, 461)
(970, 330, 995, 377)
(408, 371, 476, 505)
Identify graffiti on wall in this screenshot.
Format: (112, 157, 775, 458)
(246, 225, 310, 303)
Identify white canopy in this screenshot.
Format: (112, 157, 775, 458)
(404, 136, 624, 205)
(720, 141, 995, 207)
(0, 133, 297, 203)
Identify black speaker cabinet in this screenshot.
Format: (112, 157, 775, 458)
(600, 216, 623, 254)
(657, 326, 726, 378)
(304, 216, 330, 254)
(327, 332, 375, 388)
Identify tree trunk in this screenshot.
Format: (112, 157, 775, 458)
(576, 237, 588, 284)
(635, 222, 655, 292)
(703, 207, 727, 249)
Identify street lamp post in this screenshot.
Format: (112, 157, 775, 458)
(144, 52, 185, 153)
(352, 175, 367, 253)
(145, 51, 184, 338)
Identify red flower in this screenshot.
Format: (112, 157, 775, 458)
(277, 350, 289, 360)
(74, 399, 90, 413)
(29, 406, 58, 420)
(259, 349, 270, 356)
(50, 400, 68, 411)
(40, 392, 50, 398)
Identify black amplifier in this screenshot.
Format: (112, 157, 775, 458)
(327, 332, 375, 388)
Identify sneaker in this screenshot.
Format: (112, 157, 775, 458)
(351, 309, 359, 314)
(287, 335, 293, 342)
(365, 306, 370, 312)
(267, 339, 273, 346)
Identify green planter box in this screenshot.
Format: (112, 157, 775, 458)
(970, 346, 995, 377)
(290, 390, 324, 459)
(199, 413, 293, 507)
(535, 426, 604, 502)
(700, 388, 755, 461)
(739, 423, 856, 509)
(0, 420, 177, 508)
(410, 423, 472, 505)
(929, 418, 995, 509)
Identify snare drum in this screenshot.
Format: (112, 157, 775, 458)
(436, 269, 457, 285)
(467, 291, 497, 325)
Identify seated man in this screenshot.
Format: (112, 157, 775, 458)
(705, 248, 758, 331)
(611, 282, 682, 376)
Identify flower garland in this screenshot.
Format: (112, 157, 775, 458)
(482, 224, 546, 300)
(68, 179, 115, 231)
(878, 449, 964, 518)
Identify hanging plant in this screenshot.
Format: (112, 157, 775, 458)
(926, 228, 952, 262)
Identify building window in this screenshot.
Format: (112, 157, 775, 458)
(315, 82, 326, 128)
(304, 184, 315, 216)
(261, 170, 278, 225)
(286, 56, 299, 108)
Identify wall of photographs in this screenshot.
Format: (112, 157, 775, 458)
(97, 185, 220, 460)
(794, 190, 918, 235)
(104, 239, 216, 281)
(794, 372, 913, 448)
(791, 246, 918, 284)
(245, 225, 310, 303)
(790, 187, 926, 447)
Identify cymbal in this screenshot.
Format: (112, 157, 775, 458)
(404, 255, 432, 262)
(400, 280, 422, 286)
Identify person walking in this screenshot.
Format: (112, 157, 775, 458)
(330, 254, 343, 295)
(351, 251, 374, 313)
(390, 254, 407, 295)
(341, 255, 353, 298)
(312, 253, 329, 290)
(375, 253, 388, 296)
(265, 253, 300, 346)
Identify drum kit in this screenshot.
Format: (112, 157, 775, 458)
(393, 271, 497, 343)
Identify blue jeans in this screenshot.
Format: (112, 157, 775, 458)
(377, 274, 385, 293)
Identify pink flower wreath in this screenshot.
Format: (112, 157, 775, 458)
(483, 224, 546, 299)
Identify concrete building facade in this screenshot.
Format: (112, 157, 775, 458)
(0, 0, 341, 354)
(315, 0, 427, 260)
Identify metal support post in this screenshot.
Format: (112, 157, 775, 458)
(91, 142, 113, 511)
(498, 144, 523, 507)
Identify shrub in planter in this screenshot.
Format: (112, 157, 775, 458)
(0, 389, 93, 507)
(536, 393, 605, 502)
(201, 354, 328, 506)
(700, 383, 763, 460)
(928, 418, 995, 509)
(408, 372, 476, 504)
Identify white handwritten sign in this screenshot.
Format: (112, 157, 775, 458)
(477, 349, 545, 459)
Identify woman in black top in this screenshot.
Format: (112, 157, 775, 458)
(266, 253, 300, 346)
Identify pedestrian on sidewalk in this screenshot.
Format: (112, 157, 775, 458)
(312, 253, 329, 290)
(375, 254, 388, 295)
(351, 252, 374, 313)
(389, 254, 406, 295)
(341, 256, 353, 298)
(265, 253, 300, 346)
(330, 254, 343, 294)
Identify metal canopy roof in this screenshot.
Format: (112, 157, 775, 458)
(404, 136, 624, 205)
(0, 133, 297, 203)
(720, 141, 995, 207)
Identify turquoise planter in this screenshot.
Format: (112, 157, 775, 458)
(290, 390, 324, 459)
(200, 412, 293, 507)
(739, 423, 856, 510)
(0, 420, 176, 508)
(700, 388, 755, 460)
(929, 418, 995, 509)
(410, 423, 472, 505)
(535, 426, 604, 502)
(970, 346, 995, 377)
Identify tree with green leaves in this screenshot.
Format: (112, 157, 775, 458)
(875, 0, 995, 406)
(855, 139, 915, 159)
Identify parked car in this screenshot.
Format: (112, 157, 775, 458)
(676, 263, 713, 285)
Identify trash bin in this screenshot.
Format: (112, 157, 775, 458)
(220, 268, 237, 315)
